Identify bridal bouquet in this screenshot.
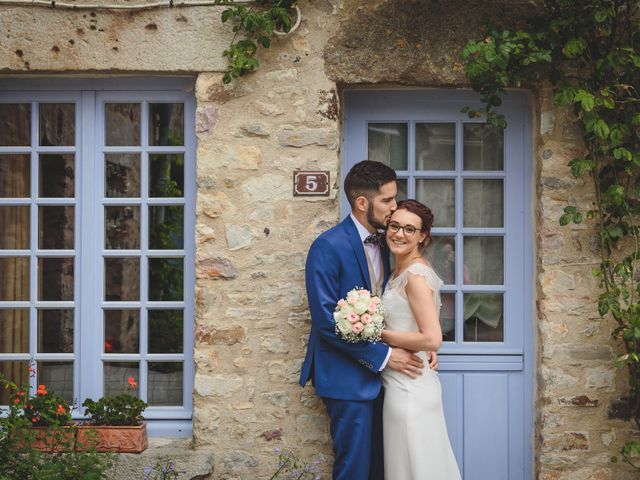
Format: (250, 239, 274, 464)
(334, 288, 385, 343)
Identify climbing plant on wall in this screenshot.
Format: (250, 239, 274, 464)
(461, 0, 640, 469)
(214, 0, 297, 83)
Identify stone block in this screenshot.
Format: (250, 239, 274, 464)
(276, 125, 338, 149)
(296, 414, 330, 443)
(225, 224, 253, 251)
(542, 431, 589, 452)
(261, 391, 291, 408)
(196, 324, 246, 345)
(194, 373, 243, 397)
(219, 450, 259, 474)
(242, 174, 291, 202)
(197, 256, 237, 279)
(585, 367, 615, 390)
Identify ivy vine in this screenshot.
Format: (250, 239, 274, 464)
(461, 0, 640, 469)
(214, 0, 296, 83)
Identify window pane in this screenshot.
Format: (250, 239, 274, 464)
(104, 362, 140, 398)
(463, 124, 504, 170)
(425, 236, 456, 284)
(105, 154, 140, 198)
(149, 258, 183, 301)
(415, 123, 455, 171)
(39, 206, 74, 250)
(38, 361, 73, 404)
(105, 103, 140, 146)
(105, 206, 140, 250)
(0, 361, 29, 404)
(148, 310, 183, 353)
(104, 309, 140, 354)
(463, 293, 504, 342)
(368, 123, 407, 170)
(0, 206, 30, 249)
(104, 258, 140, 301)
(416, 179, 455, 228)
(39, 104, 75, 147)
(396, 178, 408, 202)
(0, 103, 31, 146)
(39, 154, 75, 198)
(440, 292, 455, 342)
(149, 103, 184, 146)
(0, 154, 30, 197)
(148, 362, 183, 406)
(464, 236, 504, 285)
(38, 257, 74, 301)
(0, 309, 29, 353)
(149, 206, 183, 250)
(38, 309, 74, 353)
(463, 179, 503, 228)
(149, 154, 184, 197)
(0, 257, 29, 300)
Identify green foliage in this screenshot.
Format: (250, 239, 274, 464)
(0, 375, 113, 480)
(82, 394, 147, 426)
(462, 0, 640, 470)
(214, 0, 296, 83)
(143, 459, 185, 479)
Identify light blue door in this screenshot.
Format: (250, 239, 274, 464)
(343, 90, 533, 480)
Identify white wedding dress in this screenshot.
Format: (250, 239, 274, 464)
(381, 263, 462, 480)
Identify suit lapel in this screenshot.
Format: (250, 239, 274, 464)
(342, 216, 372, 292)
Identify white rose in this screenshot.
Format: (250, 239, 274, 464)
(353, 299, 369, 315)
(362, 322, 377, 338)
(337, 318, 352, 334)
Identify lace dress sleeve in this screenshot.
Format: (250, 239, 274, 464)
(403, 263, 444, 312)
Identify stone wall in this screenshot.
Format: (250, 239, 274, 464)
(0, 0, 638, 478)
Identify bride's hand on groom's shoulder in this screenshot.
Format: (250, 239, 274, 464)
(387, 347, 424, 378)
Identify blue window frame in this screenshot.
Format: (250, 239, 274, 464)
(0, 78, 196, 437)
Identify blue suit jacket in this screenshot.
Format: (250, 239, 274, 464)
(299, 216, 391, 400)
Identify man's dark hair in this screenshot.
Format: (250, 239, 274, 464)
(344, 160, 397, 207)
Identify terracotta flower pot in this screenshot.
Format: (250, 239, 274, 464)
(12, 426, 77, 452)
(76, 423, 148, 453)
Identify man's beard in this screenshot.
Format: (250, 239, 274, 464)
(366, 202, 387, 230)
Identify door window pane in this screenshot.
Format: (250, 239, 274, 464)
(464, 237, 504, 285)
(105, 154, 140, 198)
(463, 293, 504, 342)
(0, 155, 30, 197)
(39, 154, 75, 198)
(440, 292, 455, 341)
(38, 257, 74, 301)
(0, 309, 29, 353)
(0, 206, 30, 249)
(396, 178, 408, 202)
(104, 258, 140, 301)
(39, 206, 74, 250)
(149, 154, 184, 197)
(148, 362, 183, 406)
(149, 103, 184, 146)
(0, 257, 29, 301)
(0, 361, 29, 404)
(368, 123, 408, 170)
(416, 179, 455, 228)
(149, 206, 183, 250)
(105, 103, 140, 146)
(104, 309, 140, 354)
(39, 104, 75, 147)
(416, 123, 455, 170)
(149, 258, 183, 301)
(38, 361, 74, 404)
(0, 104, 31, 146)
(463, 179, 503, 228)
(463, 124, 504, 170)
(105, 206, 141, 250)
(104, 362, 140, 398)
(148, 310, 183, 353)
(425, 236, 456, 284)
(38, 309, 74, 353)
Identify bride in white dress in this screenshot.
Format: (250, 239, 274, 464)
(381, 200, 461, 480)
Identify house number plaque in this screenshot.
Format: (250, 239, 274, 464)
(293, 171, 330, 196)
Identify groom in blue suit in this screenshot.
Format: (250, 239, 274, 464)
(300, 161, 428, 480)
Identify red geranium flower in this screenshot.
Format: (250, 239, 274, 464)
(127, 377, 137, 388)
(56, 404, 66, 414)
(37, 384, 47, 395)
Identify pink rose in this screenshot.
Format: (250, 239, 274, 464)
(347, 296, 356, 304)
(348, 312, 359, 323)
(361, 314, 372, 324)
(352, 322, 364, 334)
(368, 302, 377, 313)
(371, 297, 381, 305)
(337, 299, 346, 308)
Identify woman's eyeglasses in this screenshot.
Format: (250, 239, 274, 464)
(387, 222, 418, 237)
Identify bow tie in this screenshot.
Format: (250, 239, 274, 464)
(364, 232, 385, 247)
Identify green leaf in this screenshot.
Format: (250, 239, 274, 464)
(563, 38, 587, 58)
(593, 119, 610, 139)
(574, 89, 595, 111)
(559, 213, 572, 226)
(554, 86, 575, 106)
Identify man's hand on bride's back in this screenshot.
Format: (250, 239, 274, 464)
(387, 347, 424, 378)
